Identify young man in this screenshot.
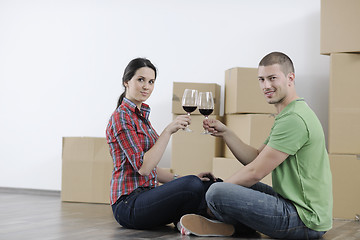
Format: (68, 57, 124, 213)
(179, 52, 332, 239)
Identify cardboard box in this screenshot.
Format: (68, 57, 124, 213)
(172, 82, 221, 115)
(61, 137, 113, 204)
(213, 157, 272, 186)
(329, 154, 360, 219)
(171, 115, 223, 175)
(224, 114, 275, 158)
(320, 0, 360, 55)
(328, 53, 360, 154)
(225, 67, 275, 114)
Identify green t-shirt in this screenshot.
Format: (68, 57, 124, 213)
(264, 99, 332, 231)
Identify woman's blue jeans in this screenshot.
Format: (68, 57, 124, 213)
(111, 175, 208, 229)
(206, 182, 326, 240)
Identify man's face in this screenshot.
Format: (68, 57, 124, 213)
(258, 64, 291, 105)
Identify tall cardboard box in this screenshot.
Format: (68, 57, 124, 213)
(225, 67, 274, 114)
(224, 114, 275, 158)
(171, 115, 223, 175)
(320, 0, 360, 55)
(213, 157, 272, 186)
(329, 154, 360, 219)
(172, 82, 221, 115)
(61, 137, 113, 204)
(328, 53, 360, 154)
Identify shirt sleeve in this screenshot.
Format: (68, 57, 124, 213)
(111, 111, 144, 172)
(267, 113, 309, 155)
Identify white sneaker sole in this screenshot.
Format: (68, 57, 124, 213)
(180, 214, 235, 237)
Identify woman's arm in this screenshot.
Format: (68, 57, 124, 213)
(138, 115, 190, 176)
(157, 167, 178, 183)
(157, 168, 217, 184)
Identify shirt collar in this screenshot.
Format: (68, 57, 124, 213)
(276, 98, 305, 118)
(122, 97, 151, 118)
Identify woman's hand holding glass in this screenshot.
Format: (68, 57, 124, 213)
(165, 115, 191, 134)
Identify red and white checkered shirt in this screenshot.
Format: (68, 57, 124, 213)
(106, 98, 159, 205)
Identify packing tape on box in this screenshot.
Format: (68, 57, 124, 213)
(172, 94, 180, 102)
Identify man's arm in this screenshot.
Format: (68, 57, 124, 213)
(223, 130, 266, 165)
(203, 118, 265, 165)
(226, 145, 289, 187)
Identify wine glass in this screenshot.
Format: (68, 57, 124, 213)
(182, 89, 198, 132)
(198, 92, 214, 134)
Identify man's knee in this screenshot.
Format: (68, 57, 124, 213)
(206, 182, 226, 203)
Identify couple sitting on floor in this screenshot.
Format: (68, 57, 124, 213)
(105, 52, 332, 239)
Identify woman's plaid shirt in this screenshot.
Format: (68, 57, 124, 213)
(106, 98, 159, 205)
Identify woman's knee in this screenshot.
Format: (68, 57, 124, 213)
(179, 175, 203, 192)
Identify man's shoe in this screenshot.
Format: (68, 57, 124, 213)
(180, 214, 235, 237)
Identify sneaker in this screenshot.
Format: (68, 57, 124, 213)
(180, 214, 235, 237)
(176, 221, 191, 236)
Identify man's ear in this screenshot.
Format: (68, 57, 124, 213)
(288, 72, 295, 86)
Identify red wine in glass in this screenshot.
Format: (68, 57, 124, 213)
(199, 109, 213, 116)
(183, 106, 197, 114)
(182, 89, 198, 132)
(198, 92, 214, 134)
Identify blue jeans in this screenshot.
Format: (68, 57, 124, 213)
(206, 182, 326, 239)
(112, 175, 209, 229)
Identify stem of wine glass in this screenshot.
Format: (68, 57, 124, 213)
(183, 112, 192, 132)
(203, 116, 209, 134)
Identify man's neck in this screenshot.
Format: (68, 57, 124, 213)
(274, 94, 300, 114)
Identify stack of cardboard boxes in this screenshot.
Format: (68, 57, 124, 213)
(321, 0, 360, 219)
(215, 67, 275, 185)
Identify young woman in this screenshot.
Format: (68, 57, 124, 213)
(106, 58, 216, 230)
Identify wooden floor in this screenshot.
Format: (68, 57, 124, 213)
(0, 188, 359, 240)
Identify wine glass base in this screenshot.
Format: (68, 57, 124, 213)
(201, 131, 212, 135)
(183, 127, 193, 132)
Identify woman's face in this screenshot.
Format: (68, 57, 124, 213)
(125, 67, 156, 108)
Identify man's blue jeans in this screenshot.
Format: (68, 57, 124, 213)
(206, 182, 326, 239)
(111, 175, 208, 229)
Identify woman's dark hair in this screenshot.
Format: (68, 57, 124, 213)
(116, 58, 157, 108)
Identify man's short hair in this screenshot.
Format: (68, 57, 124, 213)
(259, 52, 295, 76)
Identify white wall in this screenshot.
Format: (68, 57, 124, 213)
(0, 0, 329, 191)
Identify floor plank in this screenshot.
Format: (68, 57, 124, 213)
(0, 188, 358, 239)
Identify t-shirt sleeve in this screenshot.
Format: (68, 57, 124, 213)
(267, 113, 308, 155)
